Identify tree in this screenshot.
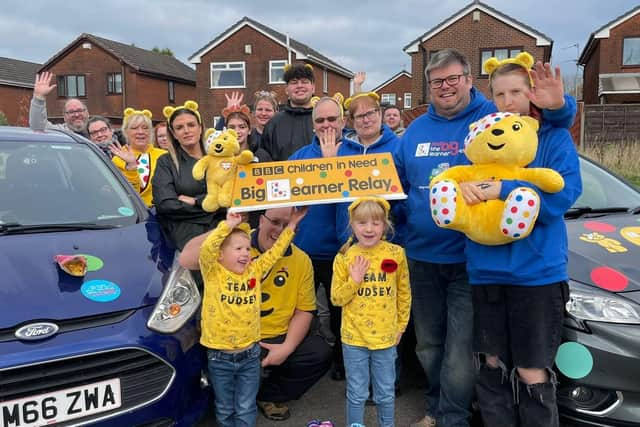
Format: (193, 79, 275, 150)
(0, 111, 9, 126)
(151, 46, 174, 57)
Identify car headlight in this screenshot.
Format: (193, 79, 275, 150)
(147, 255, 201, 333)
(567, 280, 640, 324)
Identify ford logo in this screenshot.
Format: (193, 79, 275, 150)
(15, 322, 60, 341)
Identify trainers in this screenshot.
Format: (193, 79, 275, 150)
(257, 400, 290, 421)
(410, 415, 436, 427)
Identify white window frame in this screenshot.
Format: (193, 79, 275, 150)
(323, 69, 328, 93)
(623, 37, 640, 66)
(480, 48, 522, 74)
(404, 92, 412, 109)
(210, 61, 246, 89)
(381, 93, 396, 105)
(269, 60, 287, 84)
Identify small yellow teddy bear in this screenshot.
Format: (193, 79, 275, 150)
(430, 112, 565, 245)
(192, 128, 254, 212)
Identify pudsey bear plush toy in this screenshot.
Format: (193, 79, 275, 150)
(192, 128, 253, 212)
(429, 112, 564, 245)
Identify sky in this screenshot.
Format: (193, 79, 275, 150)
(2, 0, 636, 90)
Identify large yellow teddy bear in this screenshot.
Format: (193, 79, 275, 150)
(429, 112, 564, 245)
(192, 128, 253, 212)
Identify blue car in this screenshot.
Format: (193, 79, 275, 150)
(0, 127, 207, 427)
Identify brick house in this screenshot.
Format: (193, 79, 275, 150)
(371, 70, 413, 110)
(579, 5, 640, 104)
(38, 33, 196, 125)
(188, 16, 353, 127)
(0, 57, 40, 126)
(403, 0, 552, 108)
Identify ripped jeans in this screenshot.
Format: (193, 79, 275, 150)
(471, 283, 569, 427)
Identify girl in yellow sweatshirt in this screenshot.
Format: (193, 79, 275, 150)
(331, 197, 411, 427)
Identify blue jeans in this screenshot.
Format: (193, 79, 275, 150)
(409, 259, 474, 427)
(207, 343, 260, 427)
(343, 343, 396, 427)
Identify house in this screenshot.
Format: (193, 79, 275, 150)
(0, 57, 40, 126)
(371, 70, 413, 110)
(189, 16, 353, 126)
(579, 5, 640, 104)
(38, 33, 196, 125)
(403, 0, 552, 107)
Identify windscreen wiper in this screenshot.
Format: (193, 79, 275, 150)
(0, 222, 118, 235)
(565, 206, 630, 219)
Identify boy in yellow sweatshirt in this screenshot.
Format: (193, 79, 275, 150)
(331, 197, 411, 427)
(199, 208, 306, 427)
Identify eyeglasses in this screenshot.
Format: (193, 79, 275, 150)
(88, 126, 110, 136)
(428, 74, 467, 89)
(353, 109, 380, 122)
(64, 108, 87, 115)
(314, 116, 339, 124)
(262, 214, 288, 229)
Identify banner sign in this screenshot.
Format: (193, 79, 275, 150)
(228, 153, 406, 212)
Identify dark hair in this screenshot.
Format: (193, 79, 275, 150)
(166, 109, 205, 171)
(87, 115, 112, 129)
(283, 63, 315, 83)
(425, 48, 471, 80)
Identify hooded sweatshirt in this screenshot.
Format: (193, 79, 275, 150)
(261, 103, 314, 161)
(394, 88, 577, 263)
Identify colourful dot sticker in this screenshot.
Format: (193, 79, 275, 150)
(342, 191, 350, 197)
(584, 221, 616, 233)
(320, 171, 327, 178)
(372, 169, 380, 177)
(234, 199, 241, 206)
(296, 178, 304, 185)
(118, 207, 134, 216)
(345, 170, 352, 177)
(256, 178, 264, 185)
(390, 185, 398, 192)
(590, 266, 629, 291)
(239, 171, 246, 178)
(76, 254, 104, 271)
(81, 280, 121, 302)
(555, 342, 593, 379)
(381, 158, 389, 165)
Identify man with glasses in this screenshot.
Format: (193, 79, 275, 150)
(86, 116, 118, 157)
(179, 207, 332, 421)
(261, 63, 316, 161)
(29, 72, 89, 137)
(393, 48, 576, 427)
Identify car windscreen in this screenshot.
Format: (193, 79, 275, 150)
(0, 141, 139, 227)
(574, 157, 640, 210)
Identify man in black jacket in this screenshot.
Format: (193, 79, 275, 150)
(261, 63, 316, 161)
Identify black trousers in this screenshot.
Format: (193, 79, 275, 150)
(312, 258, 343, 369)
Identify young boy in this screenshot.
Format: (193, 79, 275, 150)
(199, 208, 306, 427)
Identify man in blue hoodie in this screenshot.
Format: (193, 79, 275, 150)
(394, 49, 576, 427)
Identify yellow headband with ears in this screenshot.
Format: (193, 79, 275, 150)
(283, 63, 314, 72)
(163, 100, 201, 124)
(348, 196, 391, 217)
(343, 92, 380, 110)
(483, 51, 535, 87)
(123, 107, 152, 128)
(311, 93, 345, 116)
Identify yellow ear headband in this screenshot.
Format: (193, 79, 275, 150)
(311, 93, 345, 116)
(283, 63, 313, 72)
(343, 92, 380, 110)
(163, 100, 201, 124)
(235, 222, 251, 236)
(483, 52, 535, 87)
(347, 196, 391, 217)
(123, 107, 152, 128)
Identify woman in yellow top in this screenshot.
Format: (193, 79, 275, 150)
(110, 108, 166, 207)
(331, 197, 411, 427)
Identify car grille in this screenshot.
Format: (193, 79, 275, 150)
(0, 347, 174, 425)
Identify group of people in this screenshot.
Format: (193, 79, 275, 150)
(28, 47, 581, 427)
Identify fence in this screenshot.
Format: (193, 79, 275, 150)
(583, 104, 640, 145)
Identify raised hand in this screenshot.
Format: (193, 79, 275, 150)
(226, 211, 244, 228)
(288, 206, 309, 230)
(109, 141, 137, 165)
(225, 91, 244, 109)
(349, 255, 370, 284)
(34, 72, 56, 99)
(528, 61, 565, 110)
(319, 128, 341, 158)
(353, 71, 367, 93)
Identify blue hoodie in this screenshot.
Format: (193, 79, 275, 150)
(336, 124, 404, 245)
(394, 88, 577, 263)
(465, 123, 582, 285)
(288, 130, 358, 260)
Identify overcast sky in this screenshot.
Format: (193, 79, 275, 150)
(2, 0, 636, 90)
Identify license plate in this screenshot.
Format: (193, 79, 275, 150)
(1, 378, 121, 427)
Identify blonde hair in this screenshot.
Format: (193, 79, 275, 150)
(122, 113, 153, 146)
(339, 199, 393, 254)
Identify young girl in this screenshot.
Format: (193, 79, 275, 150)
(199, 208, 306, 427)
(464, 53, 581, 427)
(331, 197, 411, 427)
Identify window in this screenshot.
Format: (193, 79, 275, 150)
(57, 75, 86, 97)
(623, 37, 640, 66)
(210, 62, 245, 88)
(168, 81, 175, 103)
(323, 69, 328, 93)
(480, 48, 522, 74)
(107, 73, 122, 94)
(381, 93, 396, 105)
(404, 92, 412, 109)
(269, 60, 287, 84)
